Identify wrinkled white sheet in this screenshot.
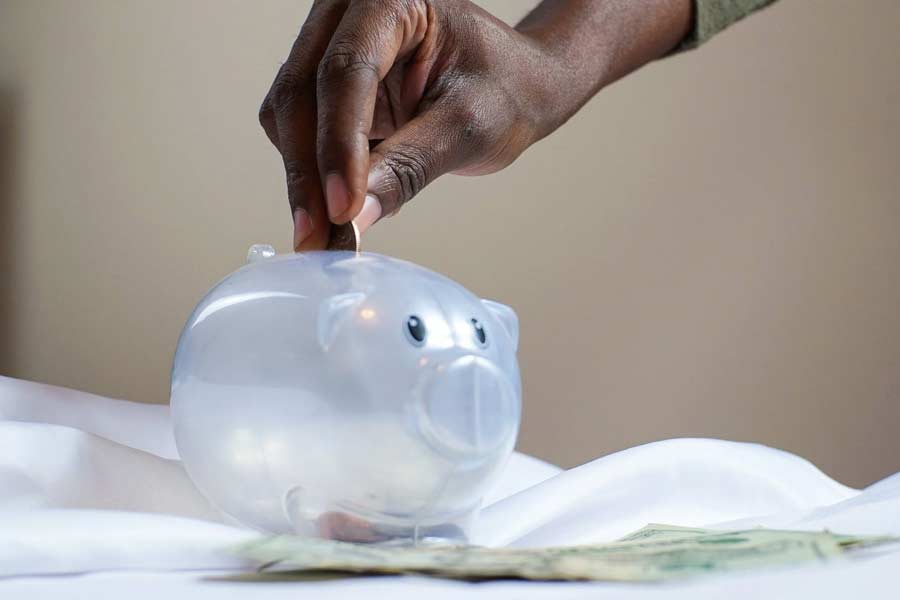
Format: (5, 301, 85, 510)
(1, 375, 899, 598)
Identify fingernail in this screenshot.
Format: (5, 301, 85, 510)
(293, 208, 313, 250)
(354, 194, 382, 234)
(325, 173, 350, 221)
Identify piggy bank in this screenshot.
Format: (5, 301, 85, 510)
(170, 248, 521, 544)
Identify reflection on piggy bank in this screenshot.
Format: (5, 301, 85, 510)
(170, 249, 521, 544)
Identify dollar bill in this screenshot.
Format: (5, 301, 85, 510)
(234, 524, 897, 582)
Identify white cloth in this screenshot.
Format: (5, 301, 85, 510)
(1, 374, 899, 598)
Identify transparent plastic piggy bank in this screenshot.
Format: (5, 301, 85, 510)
(170, 248, 521, 544)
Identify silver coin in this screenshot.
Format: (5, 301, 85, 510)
(326, 221, 360, 253)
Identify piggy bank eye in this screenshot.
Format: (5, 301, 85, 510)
(471, 318, 487, 347)
(405, 315, 427, 346)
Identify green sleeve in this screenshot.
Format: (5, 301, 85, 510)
(677, 0, 778, 50)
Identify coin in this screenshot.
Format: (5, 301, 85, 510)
(326, 221, 360, 253)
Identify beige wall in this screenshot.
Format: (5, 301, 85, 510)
(1, 1, 898, 487)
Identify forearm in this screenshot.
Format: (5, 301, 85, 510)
(516, 0, 693, 137)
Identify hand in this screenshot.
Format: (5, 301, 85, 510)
(260, 0, 692, 250)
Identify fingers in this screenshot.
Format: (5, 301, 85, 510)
(276, 97, 329, 251)
(365, 100, 470, 223)
(261, 0, 438, 244)
(315, 0, 430, 224)
(260, 0, 347, 250)
(353, 193, 383, 235)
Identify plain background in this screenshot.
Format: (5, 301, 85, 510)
(1, 1, 898, 487)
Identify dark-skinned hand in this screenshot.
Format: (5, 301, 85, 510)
(259, 0, 692, 250)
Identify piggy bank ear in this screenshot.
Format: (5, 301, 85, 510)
(318, 292, 366, 350)
(481, 299, 519, 351)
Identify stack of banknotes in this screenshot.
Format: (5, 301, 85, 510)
(236, 524, 896, 582)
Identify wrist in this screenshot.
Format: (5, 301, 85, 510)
(513, 26, 615, 142)
(515, 0, 693, 139)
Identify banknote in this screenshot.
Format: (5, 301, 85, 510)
(234, 524, 896, 582)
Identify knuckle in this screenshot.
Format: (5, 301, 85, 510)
(258, 99, 275, 129)
(284, 168, 317, 212)
(382, 146, 431, 203)
(269, 64, 310, 109)
(355, 0, 409, 17)
(397, 0, 429, 17)
(283, 161, 314, 190)
(377, 0, 412, 16)
(317, 44, 379, 84)
(450, 99, 493, 149)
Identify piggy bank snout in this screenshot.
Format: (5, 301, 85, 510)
(416, 355, 518, 456)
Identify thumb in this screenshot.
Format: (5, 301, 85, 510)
(363, 102, 475, 227)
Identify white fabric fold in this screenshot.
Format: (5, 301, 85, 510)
(1, 374, 898, 587)
(0, 421, 220, 520)
(0, 510, 255, 577)
(0, 376, 177, 458)
(474, 438, 858, 547)
(714, 470, 900, 537)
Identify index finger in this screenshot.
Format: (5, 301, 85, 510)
(262, 0, 346, 250)
(315, 0, 430, 224)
